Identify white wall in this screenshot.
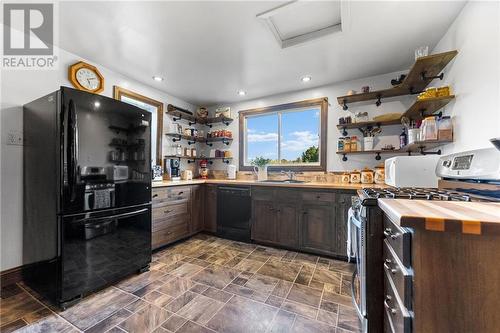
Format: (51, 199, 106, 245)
(207, 71, 416, 172)
(432, 1, 500, 153)
(0, 47, 197, 271)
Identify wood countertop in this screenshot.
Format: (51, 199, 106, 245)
(152, 179, 389, 190)
(378, 199, 500, 235)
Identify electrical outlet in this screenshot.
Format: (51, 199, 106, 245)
(7, 131, 23, 146)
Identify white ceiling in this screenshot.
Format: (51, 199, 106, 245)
(59, 1, 465, 106)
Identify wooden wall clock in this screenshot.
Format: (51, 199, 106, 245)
(68, 61, 104, 93)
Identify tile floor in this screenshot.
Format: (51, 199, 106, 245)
(0, 234, 361, 333)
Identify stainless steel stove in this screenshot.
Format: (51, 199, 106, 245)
(350, 146, 500, 333)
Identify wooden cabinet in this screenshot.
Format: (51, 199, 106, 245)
(276, 202, 299, 248)
(190, 185, 204, 233)
(204, 184, 217, 233)
(300, 203, 335, 254)
(151, 185, 204, 250)
(251, 199, 277, 243)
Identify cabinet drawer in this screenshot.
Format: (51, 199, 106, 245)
(301, 191, 335, 203)
(152, 188, 169, 202)
(153, 214, 189, 232)
(384, 269, 412, 333)
(383, 239, 413, 309)
(152, 201, 189, 220)
(383, 215, 411, 268)
(152, 224, 189, 249)
(275, 189, 299, 202)
(167, 186, 191, 201)
(252, 188, 273, 200)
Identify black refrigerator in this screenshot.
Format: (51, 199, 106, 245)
(23, 87, 152, 309)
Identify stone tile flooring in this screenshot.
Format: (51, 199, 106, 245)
(0, 235, 361, 333)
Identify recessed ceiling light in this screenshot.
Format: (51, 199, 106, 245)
(152, 76, 164, 82)
(237, 90, 246, 96)
(301, 76, 312, 82)
(94, 101, 100, 108)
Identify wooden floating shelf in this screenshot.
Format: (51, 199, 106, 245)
(337, 140, 452, 161)
(336, 95, 455, 135)
(404, 95, 455, 121)
(165, 133, 233, 145)
(166, 108, 234, 127)
(164, 155, 233, 164)
(337, 50, 457, 107)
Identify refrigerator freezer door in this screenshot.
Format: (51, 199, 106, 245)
(61, 88, 152, 214)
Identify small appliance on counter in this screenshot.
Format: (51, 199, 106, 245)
(227, 164, 237, 179)
(384, 155, 441, 187)
(164, 158, 181, 181)
(152, 165, 163, 182)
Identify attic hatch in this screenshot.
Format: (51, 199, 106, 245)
(257, 1, 346, 49)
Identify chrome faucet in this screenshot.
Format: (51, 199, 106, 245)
(281, 170, 295, 181)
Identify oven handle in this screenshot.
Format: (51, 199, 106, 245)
(351, 266, 364, 321)
(74, 208, 148, 224)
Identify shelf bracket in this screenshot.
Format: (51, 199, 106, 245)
(188, 119, 197, 126)
(375, 152, 381, 161)
(205, 140, 213, 147)
(187, 140, 196, 145)
(187, 159, 196, 164)
(342, 154, 348, 162)
(206, 123, 213, 129)
(222, 139, 230, 145)
(342, 99, 348, 111)
(223, 121, 231, 126)
(375, 95, 382, 107)
(222, 159, 230, 164)
(172, 135, 182, 142)
(420, 147, 442, 156)
(208, 160, 214, 165)
(172, 114, 182, 122)
(341, 127, 348, 136)
(421, 71, 444, 81)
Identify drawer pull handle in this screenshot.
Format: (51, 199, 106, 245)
(178, 191, 184, 195)
(153, 194, 159, 198)
(384, 262, 397, 275)
(316, 195, 321, 199)
(384, 299, 397, 315)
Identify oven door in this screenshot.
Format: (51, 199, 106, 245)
(350, 206, 368, 332)
(61, 204, 151, 302)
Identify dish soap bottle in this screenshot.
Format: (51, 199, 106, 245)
(399, 128, 407, 148)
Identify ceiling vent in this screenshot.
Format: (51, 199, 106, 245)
(257, 1, 347, 49)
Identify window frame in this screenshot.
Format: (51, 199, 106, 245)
(238, 97, 328, 172)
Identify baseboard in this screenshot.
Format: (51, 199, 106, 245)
(1, 265, 24, 287)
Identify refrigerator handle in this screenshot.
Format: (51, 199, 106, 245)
(67, 100, 79, 202)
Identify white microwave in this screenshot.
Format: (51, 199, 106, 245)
(385, 155, 441, 187)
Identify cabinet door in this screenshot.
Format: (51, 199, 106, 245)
(190, 185, 204, 233)
(251, 199, 277, 243)
(276, 203, 299, 248)
(333, 192, 353, 257)
(204, 185, 217, 233)
(300, 204, 335, 254)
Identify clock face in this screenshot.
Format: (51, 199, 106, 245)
(76, 68, 101, 91)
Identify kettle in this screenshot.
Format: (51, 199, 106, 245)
(227, 164, 237, 179)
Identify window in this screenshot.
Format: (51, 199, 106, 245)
(239, 98, 328, 171)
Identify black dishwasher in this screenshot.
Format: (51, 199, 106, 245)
(217, 186, 251, 242)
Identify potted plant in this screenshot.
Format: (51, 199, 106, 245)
(251, 156, 270, 181)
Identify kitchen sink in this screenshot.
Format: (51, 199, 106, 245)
(258, 179, 306, 184)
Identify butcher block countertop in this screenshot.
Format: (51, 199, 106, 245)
(152, 179, 388, 190)
(378, 199, 500, 235)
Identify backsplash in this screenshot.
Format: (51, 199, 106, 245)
(208, 170, 346, 183)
